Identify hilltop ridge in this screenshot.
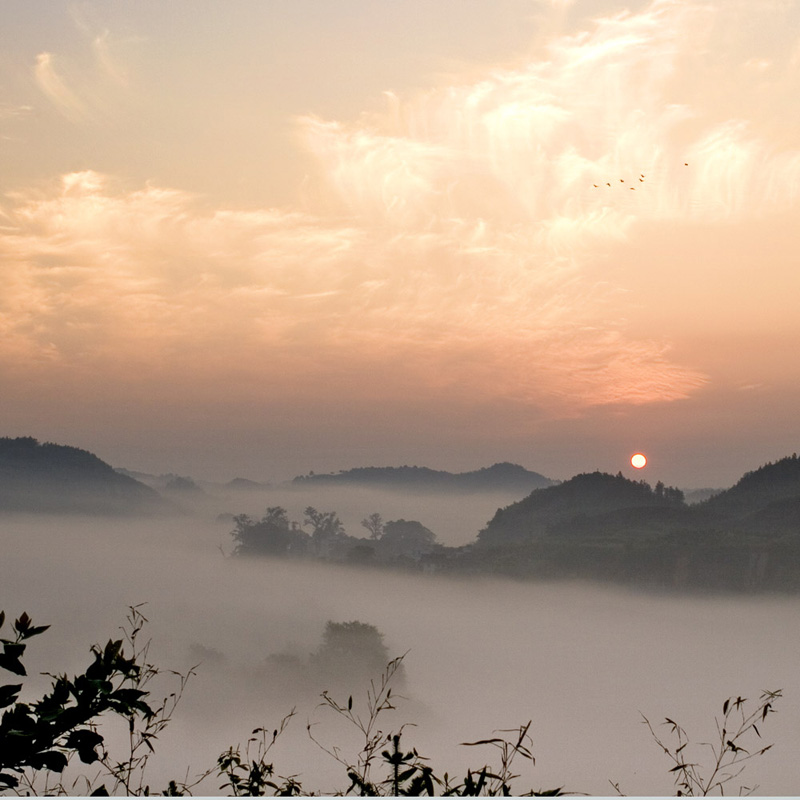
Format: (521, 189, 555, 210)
(0, 437, 169, 515)
(292, 462, 554, 493)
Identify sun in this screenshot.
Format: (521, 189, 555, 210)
(630, 453, 647, 469)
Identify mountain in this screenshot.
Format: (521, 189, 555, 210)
(0, 437, 169, 515)
(225, 477, 270, 491)
(477, 471, 685, 546)
(702, 454, 800, 513)
(465, 457, 800, 592)
(291, 462, 554, 493)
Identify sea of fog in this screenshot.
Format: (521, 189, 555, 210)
(4, 505, 800, 796)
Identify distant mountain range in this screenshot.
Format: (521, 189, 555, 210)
(292, 462, 555, 493)
(6, 433, 800, 593)
(0, 437, 169, 515)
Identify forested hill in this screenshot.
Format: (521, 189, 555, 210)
(292, 462, 554, 493)
(467, 459, 800, 591)
(702, 454, 800, 516)
(0, 437, 169, 515)
(478, 471, 685, 546)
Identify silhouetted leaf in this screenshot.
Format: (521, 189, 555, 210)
(460, 738, 504, 746)
(0, 653, 26, 676)
(0, 683, 22, 707)
(14, 612, 30, 634)
(30, 749, 68, 772)
(66, 728, 105, 763)
(0, 772, 19, 789)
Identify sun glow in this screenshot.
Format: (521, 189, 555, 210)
(630, 453, 647, 469)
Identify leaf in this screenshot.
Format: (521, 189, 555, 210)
(669, 763, 695, 773)
(2, 642, 25, 659)
(398, 767, 417, 783)
(460, 738, 505, 746)
(0, 772, 19, 789)
(14, 612, 31, 634)
(110, 688, 148, 704)
(90, 784, 110, 796)
(0, 653, 26, 676)
(66, 728, 105, 763)
(31, 749, 69, 772)
(723, 698, 730, 715)
(0, 683, 22, 707)
(0, 612, 5, 629)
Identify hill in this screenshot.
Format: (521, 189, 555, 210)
(292, 462, 554, 493)
(702, 454, 800, 516)
(477, 471, 685, 546)
(465, 458, 800, 591)
(0, 437, 169, 515)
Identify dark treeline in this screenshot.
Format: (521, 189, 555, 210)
(232, 455, 800, 593)
(231, 506, 437, 569)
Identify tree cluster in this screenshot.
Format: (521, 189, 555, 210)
(230, 507, 437, 565)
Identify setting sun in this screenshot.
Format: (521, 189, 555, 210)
(631, 453, 647, 469)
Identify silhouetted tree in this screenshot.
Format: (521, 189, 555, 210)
(232, 507, 308, 557)
(303, 507, 345, 541)
(310, 621, 392, 683)
(361, 513, 385, 540)
(379, 520, 436, 559)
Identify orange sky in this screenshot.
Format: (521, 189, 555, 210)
(1, 1, 799, 486)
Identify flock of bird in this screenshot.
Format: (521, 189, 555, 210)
(592, 163, 689, 190)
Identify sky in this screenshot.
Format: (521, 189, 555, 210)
(1, 0, 799, 487)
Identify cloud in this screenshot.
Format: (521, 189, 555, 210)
(34, 52, 90, 122)
(11, 0, 800, 420)
(0, 103, 33, 120)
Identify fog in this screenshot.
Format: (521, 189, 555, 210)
(4, 507, 800, 796)
(165, 480, 535, 547)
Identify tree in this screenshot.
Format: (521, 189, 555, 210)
(232, 508, 308, 557)
(304, 507, 346, 540)
(379, 519, 436, 559)
(304, 508, 346, 557)
(0, 607, 200, 796)
(361, 513, 385, 540)
(310, 621, 393, 685)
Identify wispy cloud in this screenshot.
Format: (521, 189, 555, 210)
(0, 103, 33, 120)
(34, 52, 90, 122)
(7, 0, 800, 420)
